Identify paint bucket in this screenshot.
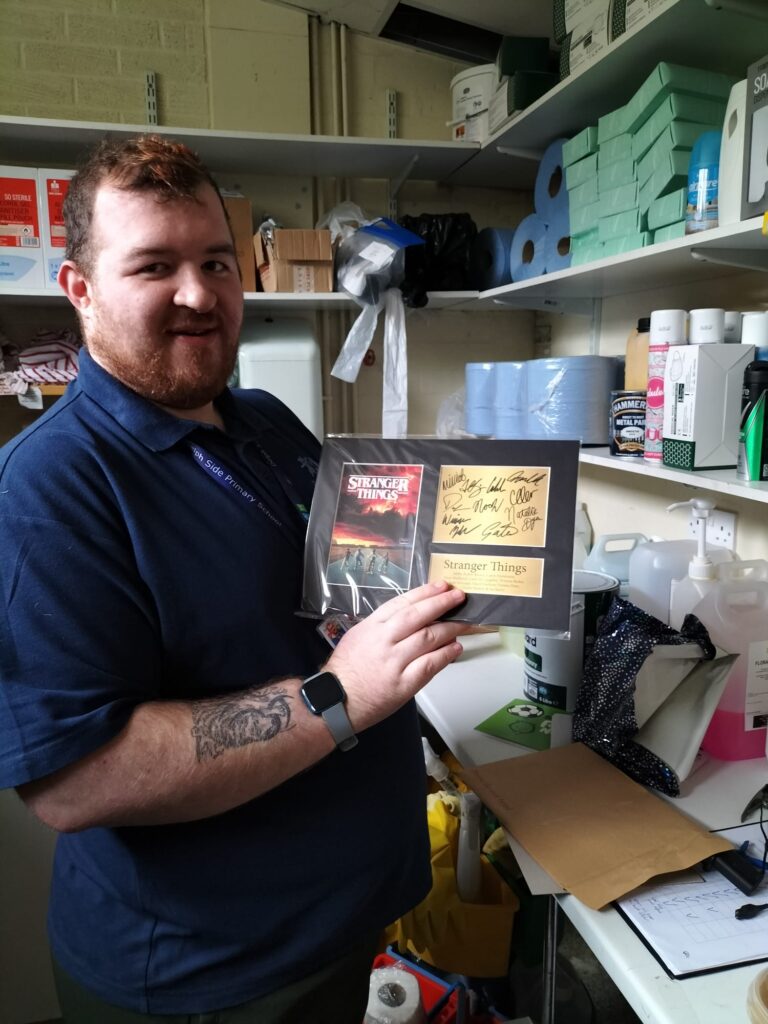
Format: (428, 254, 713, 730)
(523, 598, 586, 712)
(572, 569, 620, 661)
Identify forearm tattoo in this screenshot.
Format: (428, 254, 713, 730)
(191, 685, 294, 761)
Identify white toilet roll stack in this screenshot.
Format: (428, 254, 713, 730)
(364, 966, 426, 1024)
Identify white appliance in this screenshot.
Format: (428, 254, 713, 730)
(237, 317, 324, 440)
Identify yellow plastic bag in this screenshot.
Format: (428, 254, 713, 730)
(385, 793, 518, 978)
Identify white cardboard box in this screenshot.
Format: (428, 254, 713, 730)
(0, 165, 44, 288)
(662, 343, 755, 470)
(37, 168, 74, 288)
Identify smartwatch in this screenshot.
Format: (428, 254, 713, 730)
(300, 670, 358, 751)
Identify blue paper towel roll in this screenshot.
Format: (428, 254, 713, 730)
(544, 203, 572, 273)
(470, 228, 516, 290)
(493, 361, 526, 410)
(465, 362, 495, 436)
(535, 138, 569, 224)
(526, 356, 621, 444)
(510, 214, 548, 282)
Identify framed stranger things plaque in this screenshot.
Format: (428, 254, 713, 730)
(301, 436, 580, 629)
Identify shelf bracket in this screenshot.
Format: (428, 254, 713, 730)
(388, 153, 419, 221)
(496, 145, 545, 162)
(491, 293, 595, 316)
(690, 246, 768, 273)
(589, 298, 602, 354)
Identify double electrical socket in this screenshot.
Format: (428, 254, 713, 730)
(687, 510, 737, 551)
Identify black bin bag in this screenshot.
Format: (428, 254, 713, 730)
(398, 213, 478, 307)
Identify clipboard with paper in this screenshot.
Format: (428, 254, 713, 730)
(615, 864, 768, 979)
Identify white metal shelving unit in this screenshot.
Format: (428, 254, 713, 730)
(2, 0, 768, 506)
(579, 447, 768, 505)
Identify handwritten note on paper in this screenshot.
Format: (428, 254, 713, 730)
(617, 868, 768, 977)
(432, 465, 551, 547)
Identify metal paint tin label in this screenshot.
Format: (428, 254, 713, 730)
(609, 389, 646, 457)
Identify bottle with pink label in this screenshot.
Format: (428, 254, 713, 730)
(643, 309, 688, 463)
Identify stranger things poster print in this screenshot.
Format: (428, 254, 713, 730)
(302, 436, 580, 629)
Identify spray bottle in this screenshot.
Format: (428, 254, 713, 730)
(421, 738, 482, 903)
(667, 497, 720, 630)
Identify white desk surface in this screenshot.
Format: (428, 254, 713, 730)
(416, 633, 768, 1024)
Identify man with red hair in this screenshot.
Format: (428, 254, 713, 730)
(0, 135, 466, 1023)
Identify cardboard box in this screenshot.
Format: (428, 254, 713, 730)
(37, 168, 74, 288)
(559, 7, 611, 81)
(742, 53, 768, 220)
(663, 343, 755, 470)
(0, 165, 44, 288)
(222, 195, 256, 293)
(255, 229, 333, 293)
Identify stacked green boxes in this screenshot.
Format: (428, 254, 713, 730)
(562, 62, 733, 263)
(562, 125, 603, 266)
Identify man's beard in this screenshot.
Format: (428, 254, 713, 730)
(84, 318, 239, 410)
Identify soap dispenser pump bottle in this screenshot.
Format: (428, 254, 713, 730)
(667, 497, 720, 631)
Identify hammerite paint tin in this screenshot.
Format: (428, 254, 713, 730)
(737, 361, 768, 481)
(609, 389, 647, 457)
(523, 598, 585, 712)
(572, 569, 620, 661)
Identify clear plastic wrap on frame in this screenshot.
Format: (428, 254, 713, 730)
(301, 435, 580, 629)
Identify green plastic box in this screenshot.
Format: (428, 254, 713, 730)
(602, 232, 652, 257)
(496, 36, 551, 77)
(624, 62, 736, 136)
(648, 186, 687, 231)
(598, 180, 638, 216)
(636, 119, 723, 186)
(597, 157, 636, 193)
(571, 228, 599, 252)
(569, 176, 599, 208)
(598, 133, 633, 169)
(598, 207, 647, 242)
(565, 152, 598, 190)
(653, 220, 686, 244)
(598, 103, 630, 144)
(570, 198, 602, 236)
(563, 125, 598, 167)
(571, 243, 606, 266)
(639, 149, 690, 213)
(632, 95, 727, 162)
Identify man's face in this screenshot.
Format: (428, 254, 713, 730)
(76, 182, 244, 412)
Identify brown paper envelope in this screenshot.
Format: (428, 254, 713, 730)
(463, 742, 732, 910)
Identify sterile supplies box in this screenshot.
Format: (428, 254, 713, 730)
(611, 0, 676, 42)
(222, 195, 257, 293)
(662, 343, 755, 470)
(559, 6, 611, 81)
(255, 229, 333, 293)
(0, 165, 44, 288)
(742, 53, 768, 221)
(37, 168, 74, 288)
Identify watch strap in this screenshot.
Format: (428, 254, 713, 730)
(321, 702, 358, 752)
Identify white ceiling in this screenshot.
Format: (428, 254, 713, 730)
(264, 0, 553, 40)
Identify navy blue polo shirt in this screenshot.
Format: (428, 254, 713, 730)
(0, 350, 430, 1014)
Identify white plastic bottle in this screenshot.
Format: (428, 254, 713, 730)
(644, 309, 687, 464)
(696, 573, 768, 760)
(456, 792, 483, 903)
(668, 498, 719, 630)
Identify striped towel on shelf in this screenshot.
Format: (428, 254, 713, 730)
(18, 330, 81, 384)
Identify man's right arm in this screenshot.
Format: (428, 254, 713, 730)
(18, 582, 466, 832)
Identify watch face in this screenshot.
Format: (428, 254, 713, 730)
(302, 671, 345, 713)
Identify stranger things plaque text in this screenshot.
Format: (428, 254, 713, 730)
(302, 437, 579, 628)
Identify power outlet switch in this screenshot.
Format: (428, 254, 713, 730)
(687, 510, 737, 551)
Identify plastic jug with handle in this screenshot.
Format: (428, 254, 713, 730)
(696, 573, 768, 760)
(628, 538, 736, 624)
(583, 533, 646, 598)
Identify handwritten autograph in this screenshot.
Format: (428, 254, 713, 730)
(437, 467, 548, 543)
